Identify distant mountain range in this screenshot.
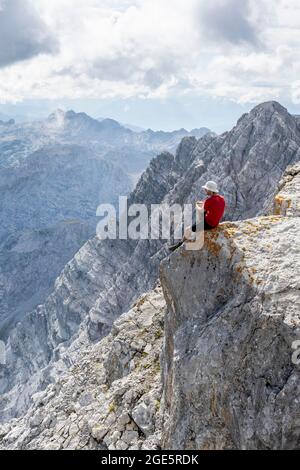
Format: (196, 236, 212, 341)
(1, 101, 300, 432)
(97, 117, 145, 133)
(0, 110, 210, 338)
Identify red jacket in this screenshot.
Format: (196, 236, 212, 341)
(204, 195, 226, 227)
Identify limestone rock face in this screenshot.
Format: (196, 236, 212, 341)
(0, 147, 179, 421)
(171, 101, 300, 221)
(0, 111, 208, 341)
(160, 212, 300, 449)
(1, 100, 300, 427)
(0, 221, 92, 339)
(1, 161, 300, 449)
(273, 163, 300, 217)
(0, 144, 132, 338)
(0, 287, 165, 450)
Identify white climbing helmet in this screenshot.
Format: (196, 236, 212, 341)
(202, 180, 219, 193)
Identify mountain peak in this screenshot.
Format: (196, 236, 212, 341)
(250, 100, 288, 117)
(46, 109, 102, 133)
(47, 109, 90, 121)
(99, 118, 122, 129)
(48, 108, 66, 118)
(236, 100, 294, 130)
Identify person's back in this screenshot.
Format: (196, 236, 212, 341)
(204, 194, 226, 228)
(168, 180, 226, 252)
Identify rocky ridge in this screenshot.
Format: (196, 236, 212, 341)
(0, 287, 165, 450)
(0, 110, 209, 340)
(1, 161, 299, 450)
(160, 163, 300, 449)
(1, 101, 300, 432)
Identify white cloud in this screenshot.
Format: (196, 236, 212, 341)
(197, 0, 260, 47)
(0, 0, 58, 68)
(0, 0, 300, 105)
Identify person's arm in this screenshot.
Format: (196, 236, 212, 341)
(203, 198, 210, 217)
(196, 200, 204, 208)
(191, 200, 207, 232)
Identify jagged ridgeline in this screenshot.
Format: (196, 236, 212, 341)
(0, 101, 300, 449)
(0, 111, 208, 341)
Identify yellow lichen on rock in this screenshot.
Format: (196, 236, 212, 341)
(272, 163, 300, 217)
(274, 195, 292, 216)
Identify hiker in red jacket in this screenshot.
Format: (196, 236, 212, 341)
(198, 180, 226, 229)
(169, 181, 226, 252)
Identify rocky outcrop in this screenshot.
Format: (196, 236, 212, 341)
(160, 167, 300, 449)
(273, 163, 300, 217)
(0, 142, 132, 337)
(1, 101, 300, 426)
(0, 111, 208, 341)
(0, 287, 165, 450)
(1, 162, 300, 449)
(0, 146, 182, 422)
(172, 101, 300, 221)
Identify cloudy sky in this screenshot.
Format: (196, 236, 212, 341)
(0, 0, 300, 131)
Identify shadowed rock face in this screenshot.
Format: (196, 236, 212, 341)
(1, 101, 300, 426)
(160, 166, 300, 449)
(0, 287, 166, 450)
(0, 143, 132, 338)
(166, 101, 300, 221)
(0, 221, 93, 340)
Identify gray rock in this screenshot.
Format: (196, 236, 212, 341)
(160, 182, 300, 449)
(132, 402, 154, 437)
(122, 430, 139, 445)
(0, 288, 165, 449)
(0, 110, 206, 343)
(2, 101, 300, 423)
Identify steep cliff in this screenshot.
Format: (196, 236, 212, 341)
(0, 142, 132, 337)
(0, 287, 165, 450)
(1, 101, 300, 426)
(0, 220, 92, 339)
(0, 110, 208, 340)
(1, 163, 300, 450)
(160, 165, 300, 450)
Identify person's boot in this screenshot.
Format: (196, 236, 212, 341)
(168, 240, 184, 252)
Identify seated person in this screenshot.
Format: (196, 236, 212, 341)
(169, 181, 226, 252)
